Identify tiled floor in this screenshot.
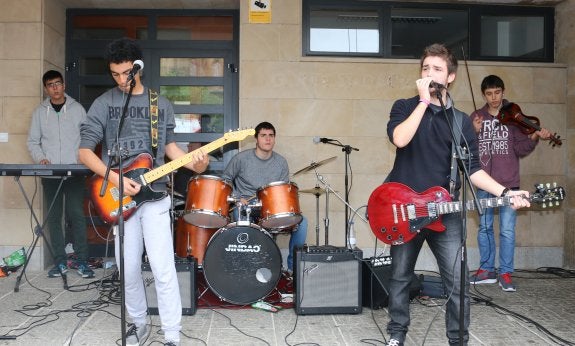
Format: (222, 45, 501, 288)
(1, 265, 574, 346)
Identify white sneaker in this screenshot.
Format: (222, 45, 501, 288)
(386, 338, 404, 346)
(126, 323, 150, 346)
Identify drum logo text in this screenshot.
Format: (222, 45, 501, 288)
(225, 244, 261, 252)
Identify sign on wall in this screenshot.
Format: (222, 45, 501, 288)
(249, 0, 271, 23)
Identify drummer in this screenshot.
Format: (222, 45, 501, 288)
(222, 121, 308, 274)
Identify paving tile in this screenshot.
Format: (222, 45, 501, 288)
(0, 269, 574, 345)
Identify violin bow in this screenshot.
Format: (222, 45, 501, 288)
(461, 45, 477, 110)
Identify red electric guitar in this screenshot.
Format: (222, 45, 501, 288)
(90, 128, 254, 224)
(367, 182, 565, 245)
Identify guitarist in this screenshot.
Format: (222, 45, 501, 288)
(470, 75, 551, 292)
(78, 38, 209, 346)
(383, 44, 531, 346)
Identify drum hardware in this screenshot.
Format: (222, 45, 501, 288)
(315, 173, 368, 248)
(291, 156, 337, 177)
(303, 184, 323, 246)
(299, 187, 327, 195)
(300, 184, 341, 244)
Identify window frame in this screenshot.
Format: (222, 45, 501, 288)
(303, 0, 555, 62)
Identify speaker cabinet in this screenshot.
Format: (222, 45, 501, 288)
(362, 256, 422, 309)
(294, 246, 362, 315)
(142, 259, 196, 316)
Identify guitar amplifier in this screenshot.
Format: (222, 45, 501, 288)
(294, 246, 362, 315)
(362, 256, 422, 309)
(142, 259, 197, 315)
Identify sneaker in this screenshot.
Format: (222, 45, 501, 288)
(386, 339, 404, 346)
(126, 323, 150, 346)
(77, 261, 95, 278)
(498, 272, 516, 292)
(47, 262, 68, 278)
(470, 269, 497, 284)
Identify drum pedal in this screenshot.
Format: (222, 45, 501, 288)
(280, 293, 293, 303)
(251, 301, 282, 312)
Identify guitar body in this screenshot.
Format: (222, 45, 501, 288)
(90, 153, 166, 224)
(367, 182, 451, 245)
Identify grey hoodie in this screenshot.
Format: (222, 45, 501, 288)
(27, 93, 87, 164)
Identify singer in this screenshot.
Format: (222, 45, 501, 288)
(79, 38, 209, 346)
(381, 43, 531, 346)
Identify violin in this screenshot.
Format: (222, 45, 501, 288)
(497, 102, 562, 147)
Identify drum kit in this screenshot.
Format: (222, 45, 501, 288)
(170, 157, 336, 305)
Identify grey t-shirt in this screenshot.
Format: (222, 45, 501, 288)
(80, 86, 176, 190)
(222, 149, 289, 199)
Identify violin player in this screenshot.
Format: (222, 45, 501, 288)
(469, 74, 551, 292)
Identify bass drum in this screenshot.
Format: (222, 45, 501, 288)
(202, 223, 282, 305)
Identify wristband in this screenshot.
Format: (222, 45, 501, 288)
(500, 187, 510, 197)
(419, 98, 430, 106)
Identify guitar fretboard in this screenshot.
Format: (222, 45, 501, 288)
(437, 196, 513, 215)
(142, 138, 228, 184)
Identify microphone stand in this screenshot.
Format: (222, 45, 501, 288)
(318, 140, 359, 246)
(100, 78, 136, 346)
(435, 88, 482, 346)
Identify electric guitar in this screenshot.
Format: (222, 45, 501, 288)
(90, 128, 255, 224)
(367, 182, 565, 245)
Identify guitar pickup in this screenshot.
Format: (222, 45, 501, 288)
(427, 202, 438, 218)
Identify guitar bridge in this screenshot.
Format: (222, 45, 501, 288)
(408, 202, 439, 232)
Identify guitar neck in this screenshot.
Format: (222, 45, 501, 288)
(438, 195, 513, 215)
(142, 139, 225, 184)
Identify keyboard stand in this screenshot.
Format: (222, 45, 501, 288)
(13, 176, 68, 292)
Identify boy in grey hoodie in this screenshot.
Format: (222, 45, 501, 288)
(27, 70, 93, 278)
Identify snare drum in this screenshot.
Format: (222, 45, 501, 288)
(257, 181, 302, 230)
(202, 223, 282, 305)
(184, 175, 232, 228)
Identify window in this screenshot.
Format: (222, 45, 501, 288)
(303, 0, 554, 62)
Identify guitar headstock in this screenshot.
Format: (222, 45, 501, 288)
(223, 128, 255, 142)
(531, 182, 565, 207)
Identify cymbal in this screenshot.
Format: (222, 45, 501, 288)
(292, 156, 337, 176)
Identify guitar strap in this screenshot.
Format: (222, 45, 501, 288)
(149, 89, 159, 159)
(449, 108, 464, 198)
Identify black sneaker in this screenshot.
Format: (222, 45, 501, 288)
(47, 262, 68, 278)
(77, 261, 95, 278)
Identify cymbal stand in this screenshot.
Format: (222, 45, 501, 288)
(316, 172, 367, 247)
(324, 185, 330, 245)
(311, 184, 321, 246)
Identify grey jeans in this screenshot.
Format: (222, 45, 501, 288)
(386, 213, 470, 345)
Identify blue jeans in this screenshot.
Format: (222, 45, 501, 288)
(232, 205, 308, 270)
(476, 189, 516, 274)
(387, 213, 470, 345)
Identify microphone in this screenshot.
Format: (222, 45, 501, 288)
(127, 60, 144, 81)
(429, 81, 446, 90)
(313, 136, 337, 144)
